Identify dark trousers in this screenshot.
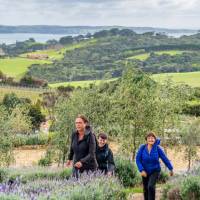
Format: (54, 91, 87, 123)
(142, 171, 160, 200)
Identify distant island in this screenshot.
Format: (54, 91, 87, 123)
(0, 25, 198, 35)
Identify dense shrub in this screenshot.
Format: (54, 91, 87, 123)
(161, 173, 200, 200)
(183, 103, 200, 116)
(115, 155, 140, 187)
(13, 133, 56, 147)
(167, 187, 182, 200)
(180, 177, 200, 200)
(158, 171, 169, 184)
(38, 149, 53, 166)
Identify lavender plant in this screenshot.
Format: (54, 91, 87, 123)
(0, 171, 126, 200)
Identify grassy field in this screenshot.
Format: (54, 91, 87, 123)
(21, 49, 64, 60)
(49, 78, 117, 88)
(153, 71, 200, 87)
(0, 86, 45, 103)
(127, 50, 190, 61)
(21, 39, 97, 60)
(0, 39, 98, 80)
(50, 71, 200, 88)
(0, 57, 51, 79)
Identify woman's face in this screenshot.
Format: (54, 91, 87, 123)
(98, 137, 107, 148)
(147, 136, 156, 146)
(75, 118, 86, 132)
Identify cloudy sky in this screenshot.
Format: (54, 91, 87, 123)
(0, 0, 199, 29)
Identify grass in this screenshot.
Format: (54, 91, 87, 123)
(127, 53, 150, 61)
(21, 49, 64, 60)
(20, 39, 97, 60)
(49, 78, 117, 88)
(155, 50, 189, 55)
(153, 71, 200, 87)
(50, 71, 200, 88)
(0, 86, 44, 103)
(0, 57, 51, 80)
(127, 50, 191, 61)
(0, 39, 97, 80)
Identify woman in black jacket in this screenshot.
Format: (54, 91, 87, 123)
(66, 115, 98, 178)
(96, 133, 115, 176)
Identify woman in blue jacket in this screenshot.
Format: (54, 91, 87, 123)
(136, 132, 173, 200)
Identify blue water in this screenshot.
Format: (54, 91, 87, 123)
(0, 32, 197, 45)
(0, 33, 78, 44)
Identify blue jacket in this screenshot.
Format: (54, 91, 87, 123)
(136, 139, 173, 175)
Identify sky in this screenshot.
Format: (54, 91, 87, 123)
(0, 0, 199, 29)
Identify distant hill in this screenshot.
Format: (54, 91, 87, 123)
(0, 25, 198, 35)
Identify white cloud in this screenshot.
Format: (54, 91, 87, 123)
(0, 0, 199, 29)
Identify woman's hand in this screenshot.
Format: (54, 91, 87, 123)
(141, 170, 147, 177)
(107, 171, 112, 177)
(66, 160, 72, 167)
(169, 170, 174, 176)
(74, 161, 83, 169)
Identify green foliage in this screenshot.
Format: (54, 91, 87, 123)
(115, 155, 140, 187)
(2, 93, 45, 130)
(181, 177, 200, 200)
(28, 103, 46, 130)
(183, 103, 200, 116)
(13, 133, 49, 147)
(24, 30, 200, 83)
(0, 172, 126, 200)
(0, 168, 8, 183)
(161, 167, 200, 200)
(158, 171, 169, 184)
(2, 93, 22, 112)
(0, 194, 21, 200)
(0, 167, 72, 183)
(53, 86, 112, 165)
(0, 105, 32, 166)
(20, 75, 48, 88)
(180, 119, 200, 171)
(38, 149, 53, 166)
(153, 71, 200, 88)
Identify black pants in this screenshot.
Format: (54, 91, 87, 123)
(142, 171, 160, 200)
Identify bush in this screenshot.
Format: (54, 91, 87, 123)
(38, 149, 53, 166)
(180, 177, 200, 200)
(13, 133, 49, 147)
(0, 169, 8, 183)
(38, 157, 52, 167)
(115, 155, 140, 187)
(158, 171, 169, 184)
(167, 187, 182, 200)
(161, 183, 176, 200)
(183, 103, 200, 116)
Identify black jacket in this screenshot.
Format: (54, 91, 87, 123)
(96, 144, 115, 173)
(68, 128, 98, 172)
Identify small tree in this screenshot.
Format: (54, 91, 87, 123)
(113, 68, 159, 159)
(181, 119, 200, 171)
(0, 105, 31, 166)
(52, 87, 111, 166)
